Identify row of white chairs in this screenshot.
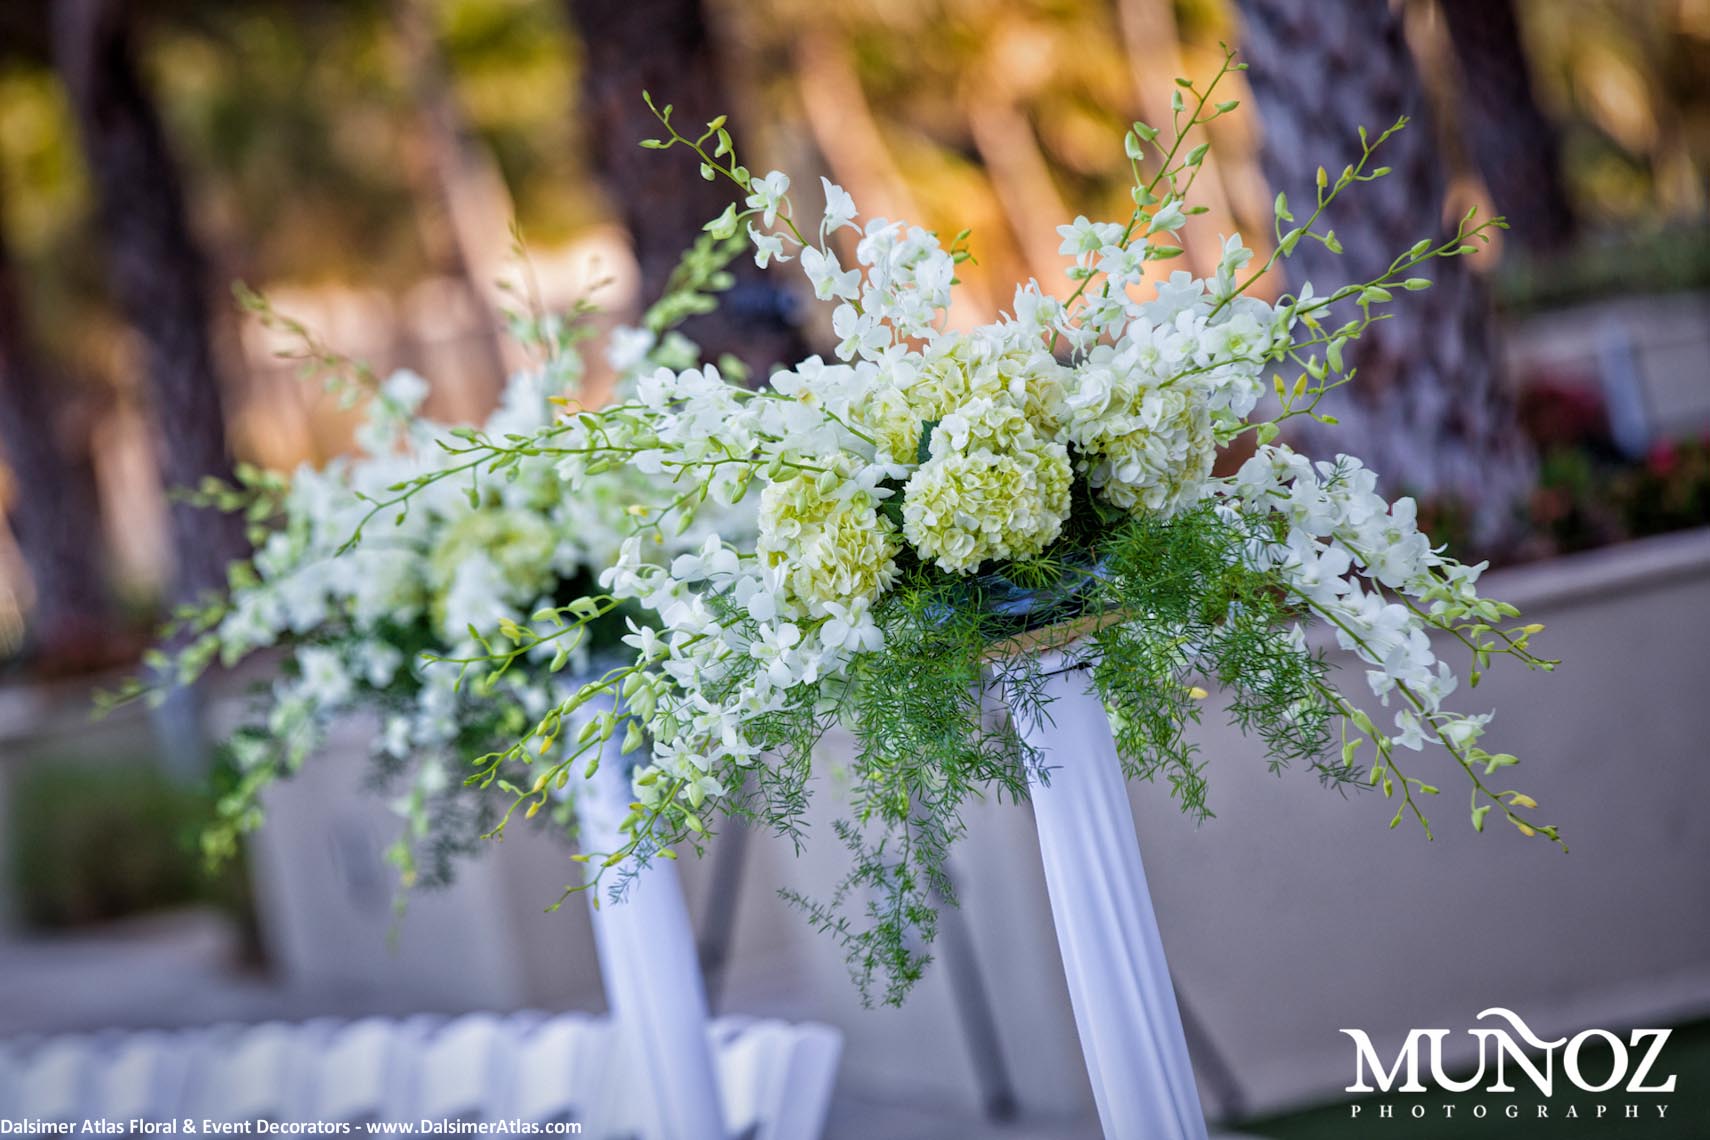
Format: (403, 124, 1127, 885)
(0, 1012, 841, 1140)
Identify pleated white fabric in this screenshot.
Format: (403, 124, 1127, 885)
(579, 750, 729, 1140)
(1002, 649, 1210, 1140)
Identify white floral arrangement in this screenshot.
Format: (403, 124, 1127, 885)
(110, 55, 1566, 1004)
(105, 279, 750, 885)
(343, 55, 1563, 1004)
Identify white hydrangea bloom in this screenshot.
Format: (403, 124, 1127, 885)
(757, 459, 900, 613)
(903, 435, 1073, 573)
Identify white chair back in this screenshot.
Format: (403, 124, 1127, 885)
(0, 1013, 839, 1140)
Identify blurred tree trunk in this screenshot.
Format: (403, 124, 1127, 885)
(963, 26, 1079, 300)
(1234, 0, 1534, 551)
(564, 0, 807, 375)
(791, 31, 920, 231)
(1436, 0, 1576, 255)
(54, 0, 247, 603)
(0, 201, 112, 662)
(393, 0, 513, 415)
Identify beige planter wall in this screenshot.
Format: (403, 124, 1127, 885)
(1134, 525, 1710, 1114)
(244, 721, 801, 1018)
(247, 717, 607, 1015)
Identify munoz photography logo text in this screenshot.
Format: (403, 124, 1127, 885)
(1340, 1007, 1675, 1124)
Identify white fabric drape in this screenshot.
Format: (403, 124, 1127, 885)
(1001, 649, 1209, 1140)
(579, 741, 728, 1140)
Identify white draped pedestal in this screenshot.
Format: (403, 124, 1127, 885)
(579, 752, 728, 1140)
(1001, 648, 1210, 1140)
